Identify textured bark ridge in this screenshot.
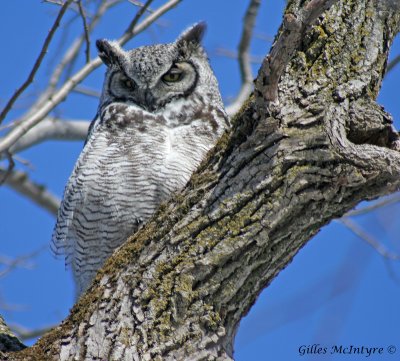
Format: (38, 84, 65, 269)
(3, 1, 400, 360)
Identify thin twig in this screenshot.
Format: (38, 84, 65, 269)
(47, 0, 117, 92)
(128, 0, 154, 13)
(0, 246, 47, 278)
(344, 193, 400, 217)
(226, 0, 261, 116)
(253, 32, 274, 43)
(0, 299, 27, 312)
(73, 85, 101, 98)
(340, 217, 400, 261)
(10, 323, 56, 342)
(0, 0, 182, 153)
(44, 0, 80, 13)
(386, 54, 400, 75)
(21, 0, 120, 122)
(12, 155, 34, 169)
(215, 48, 263, 65)
(0, 167, 60, 216)
(0, 119, 22, 132)
(311, 240, 372, 345)
(0, 0, 74, 125)
(0, 255, 34, 273)
(0, 151, 15, 185)
(239, 0, 260, 85)
(124, 0, 154, 35)
(77, 0, 91, 63)
(118, 0, 181, 45)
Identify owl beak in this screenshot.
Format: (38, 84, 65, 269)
(136, 89, 156, 112)
(129, 89, 155, 112)
(144, 90, 155, 108)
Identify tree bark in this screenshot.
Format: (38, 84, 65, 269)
(2, 0, 400, 360)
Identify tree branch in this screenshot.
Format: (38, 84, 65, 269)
(9, 324, 55, 342)
(0, 0, 182, 154)
(255, 0, 339, 106)
(226, 0, 261, 116)
(124, 0, 154, 35)
(340, 218, 400, 260)
(77, 0, 90, 63)
(73, 85, 101, 98)
(215, 48, 263, 65)
(8, 118, 89, 155)
(0, 0, 74, 125)
(0, 246, 47, 279)
(386, 54, 400, 74)
(0, 168, 60, 216)
(20, 0, 121, 123)
(0, 152, 14, 186)
(345, 193, 400, 217)
(117, 0, 181, 45)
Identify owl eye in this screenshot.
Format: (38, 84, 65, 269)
(122, 79, 134, 89)
(162, 67, 184, 83)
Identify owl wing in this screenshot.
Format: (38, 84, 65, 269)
(50, 111, 143, 271)
(50, 120, 98, 261)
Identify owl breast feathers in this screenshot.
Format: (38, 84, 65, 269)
(51, 22, 230, 297)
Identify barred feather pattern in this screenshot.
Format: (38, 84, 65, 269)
(51, 99, 228, 296)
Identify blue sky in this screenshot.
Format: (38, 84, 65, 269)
(1, 1, 399, 360)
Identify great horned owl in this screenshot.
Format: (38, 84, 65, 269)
(51, 23, 229, 297)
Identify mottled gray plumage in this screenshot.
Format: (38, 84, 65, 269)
(51, 23, 229, 297)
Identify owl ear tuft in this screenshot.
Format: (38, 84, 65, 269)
(177, 22, 206, 46)
(96, 39, 125, 67)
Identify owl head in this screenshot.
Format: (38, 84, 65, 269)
(96, 22, 222, 113)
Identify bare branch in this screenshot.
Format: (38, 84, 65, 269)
(124, 0, 154, 35)
(345, 193, 400, 217)
(0, 0, 182, 154)
(239, 0, 260, 85)
(21, 0, 121, 123)
(253, 32, 274, 42)
(255, 0, 339, 105)
(0, 152, 15, 186)
(226, 0, 261, 116)
(8, 118, 89, 155)
(128, 0, 155, 13)
(311, 240, 371, 344)
(118, 0, 181, 45)
(0, 168, 60, 216)
(73, 85, 101, 98)
(339, 217, 400, 261)
(386, 54, 400, 75)
(215, 48, 263, 64)
(0, 255, 34, 275)
(0, 0, 74, 125)
(10, 323, 55, 342)
(77, 0, 91, 63)
(45, 0, 119, 93)
(44, 0, 79, 12)
(0, 246, 47, 279)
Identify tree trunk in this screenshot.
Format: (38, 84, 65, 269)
(2, 0, 400, 360)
